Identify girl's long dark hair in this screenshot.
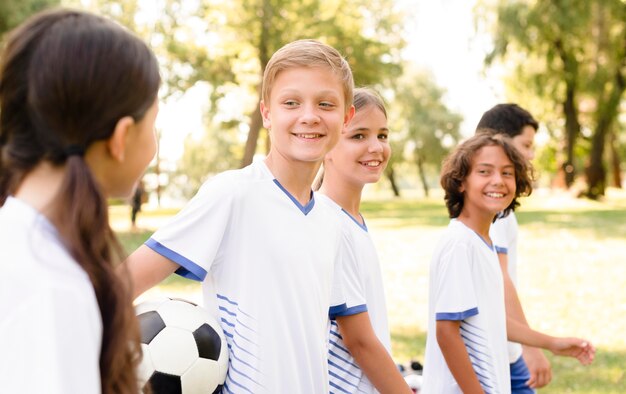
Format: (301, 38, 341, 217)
(0, 8, 160, 393)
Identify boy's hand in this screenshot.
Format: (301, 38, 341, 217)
(522, 347, 552, 388)
(549, 338, 596, 365)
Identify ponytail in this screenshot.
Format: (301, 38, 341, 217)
(53, 156, 140, 393)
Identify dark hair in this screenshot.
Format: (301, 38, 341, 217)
(440, 130, 534, 219)
(476, 103, 538, 137)
(0, 8, 160, 393)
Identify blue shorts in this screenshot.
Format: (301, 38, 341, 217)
(510, 356, 535, 394)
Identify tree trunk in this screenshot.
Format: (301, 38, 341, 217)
(240, 0, 272, 168)
(585, 44, 626, 198)
(240, 90, 263, 167)
(554, 37, 581, 188)
(385, 165, 401, 197)
(609, 130, 622, 188)
(416, 155, 429, 198)
(562, 84, 580, 187)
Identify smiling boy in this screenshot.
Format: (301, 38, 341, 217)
(125, 39, 358, 393)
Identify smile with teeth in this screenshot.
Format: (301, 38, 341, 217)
(361, 161, 381, 167)
(485, 192, 505, 198)
(294, 133, 322, 139)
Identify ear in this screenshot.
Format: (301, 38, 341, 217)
(107, 116, 134, 162)
(343, 105, 355, 126)
(260, 100, 271, 129)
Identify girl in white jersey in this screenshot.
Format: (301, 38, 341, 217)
(422, 132, 594, 394)
(316, 88, 412, 394)
(0, 8, 160, 394)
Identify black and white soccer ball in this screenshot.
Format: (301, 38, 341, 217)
(398, 360, 423, 394)
(136, 297, 228, 394)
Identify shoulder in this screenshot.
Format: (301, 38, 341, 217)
(195, 161, 274, 200)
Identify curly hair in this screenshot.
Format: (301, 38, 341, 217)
(440, 129, 534, 219)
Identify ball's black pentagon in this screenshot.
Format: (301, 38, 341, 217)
(138, 310, 166, 344)
(212, 384, 223, 394)
(193, 323, 222, 360)
(148, 371, 182, 394)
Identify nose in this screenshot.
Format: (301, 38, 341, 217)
(300, 104, 320, 125)
(368, 137, 384, 153)
(491, 171, 504, 185)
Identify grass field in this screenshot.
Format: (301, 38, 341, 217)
(114, 187, 626, 393)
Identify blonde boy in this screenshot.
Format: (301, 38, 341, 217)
(126, 40, 357, 393)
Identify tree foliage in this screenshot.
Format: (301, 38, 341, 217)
(390, 65, 462, 197)
(0, 0, 59, 38)
(478, 0, 626, 197)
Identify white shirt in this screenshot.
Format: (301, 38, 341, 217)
(148, 161, 351, 394)
(0, 197, 102, 394)
(317, 194, 391, 394)
(422, 220, 510, 394)
(490, 213, 523, 363)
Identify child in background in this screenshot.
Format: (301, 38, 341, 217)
(421, 132, 594, 393)
(316, 88, 411, 393)
(125, 39, 362, 393)
(0, 8, 160, 393)
(476, 103, 549, 392)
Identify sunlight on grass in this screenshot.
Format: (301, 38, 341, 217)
(115, 187, 626, 393)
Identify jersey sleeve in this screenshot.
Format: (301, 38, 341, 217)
(0, 289, 101, 394)
(146, 175, 235, 281)
(490, 216, 509, 255)
(329, 227, 367, 319)
(433, 243, 479, 321)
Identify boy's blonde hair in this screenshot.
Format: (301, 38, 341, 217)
(262, 39, 354, 112)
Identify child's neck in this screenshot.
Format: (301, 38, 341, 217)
(456, 209, 494, 241)
(318, 176, 363, 220)
(14, 161, 65, 219)
(264, 155, 319, 205)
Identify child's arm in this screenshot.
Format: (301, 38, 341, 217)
(497, 253, 552, 388)
(335, 312, 412, 394)
(506, 318, 596, 365)
(124, 244, 180, 298)
(436, 320, 485, 394)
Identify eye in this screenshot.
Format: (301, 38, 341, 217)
(351, 134, 365, 140)
(283, 100, 299, 107)
(319, 102, 336, 109)
(378, 133, 388, 140)
(503, 170, 515, 177)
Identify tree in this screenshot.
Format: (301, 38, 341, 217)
(153, 0, 406, 167)
(391, 66, 462, 197)
(0, 0, 59, 37)
(479, 0, 626, 198)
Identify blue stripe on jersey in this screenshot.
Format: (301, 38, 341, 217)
(461, 319, 497, 392)
(329, 302, 348, 319)
(216, 293, 262, 393)
(332, 303, 368, 318)
(272, 179, 315, 215)
(495, 245, 508, 254)
(436, 307, 479, 321)
(144, 238, 207, 281)
(340, 208, 368, 232)
(329, 379, 353, 394)
(328, 359, 362, 380)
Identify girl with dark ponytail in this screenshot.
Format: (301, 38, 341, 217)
(0, 8, 160, 394)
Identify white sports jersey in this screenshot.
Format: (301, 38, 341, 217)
(147, 161, 351, 394)
(317, 194, 391, 394)
(490, 213, 523, 363)
(0, 197, 102, 394)
(422, 220, 510, 394)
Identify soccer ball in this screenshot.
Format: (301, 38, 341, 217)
(399, 360, 423, 394)
(136, 297, 228, 393)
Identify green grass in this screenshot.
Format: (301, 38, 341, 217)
(115, 188, 626, 393)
